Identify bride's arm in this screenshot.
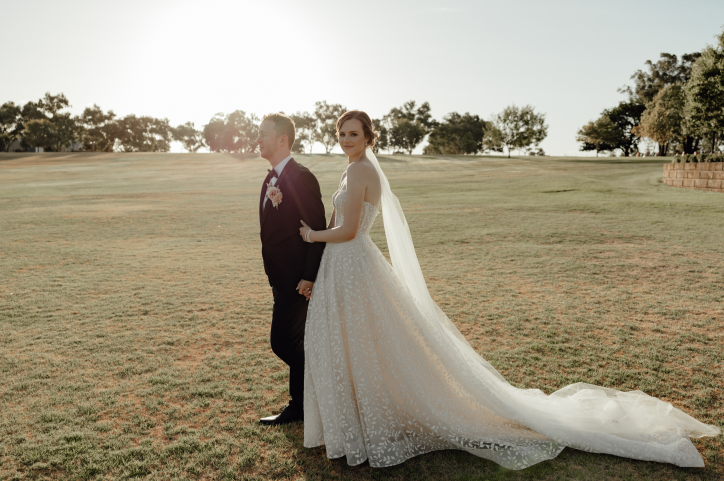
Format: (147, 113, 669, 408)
(327, 209, 336, 229)
(301, 163, 366, 243)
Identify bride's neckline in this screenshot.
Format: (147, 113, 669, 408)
(334, 188, 379, 210)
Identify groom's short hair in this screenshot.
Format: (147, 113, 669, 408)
(262, 113, 295, 149)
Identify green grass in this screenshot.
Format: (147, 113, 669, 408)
(0, 151, 722, 481)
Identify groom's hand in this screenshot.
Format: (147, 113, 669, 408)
(297, 279, 314, 300)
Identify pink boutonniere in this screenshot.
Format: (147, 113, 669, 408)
(266, 183, 283, 209)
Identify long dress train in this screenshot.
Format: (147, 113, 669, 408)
(303, 172, 720, 470)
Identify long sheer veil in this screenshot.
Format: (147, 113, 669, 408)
(366, 148, 490, 352)
(365, 147, 720, 442)
(303, 147, 720, 469)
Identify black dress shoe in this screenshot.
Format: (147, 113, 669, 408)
(259, 404, 304, 425)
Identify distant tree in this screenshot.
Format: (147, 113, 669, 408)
(481, 123, 504, 153)
(37, 92, 71, 118)
(173, 121, 205, 152)
(615, 52, 705, 154)
(116, 115, 173, 152)
(577, 115, 619, 156)
(14, 93, 80, 151)
(491, 105, 548, 158)
(317, 122, 339, 153)
(23, 119, 54, 151)
(17, 93, 80, 151)
(385, 101, 434, 154)
(0, 102, 22, 151)
(387, 100, 434, 128)
(202, 111, 259, 153)
(313, 101, 346, 153)
(372, 118, 388, 153)
(19, 101, 48, 124)
(620, 52, 702, 104)
(685, 30, 724, 154)
(599, 100, 646, 156)
(227, 110, 259, 153)
(289, 111, 317, 153)
(631, 85, 685, 155)
(79, 105, 118, 152)
(388, 119, 425, 155)
(424, 112, 487, 155)
(202, 114, 226, 153)
(48, 113, 81, 152)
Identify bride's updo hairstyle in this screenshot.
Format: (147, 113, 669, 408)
(336, 110, 380, 149)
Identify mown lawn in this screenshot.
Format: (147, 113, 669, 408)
(0, 152, 722, 481)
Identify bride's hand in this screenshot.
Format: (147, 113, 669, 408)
(299, 220, 312, 240)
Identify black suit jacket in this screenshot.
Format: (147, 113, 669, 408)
(260, 158, 326, 293)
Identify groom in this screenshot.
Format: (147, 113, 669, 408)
(256, 113, 326, 425)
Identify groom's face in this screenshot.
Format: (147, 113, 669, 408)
(257, 120, 283, 160)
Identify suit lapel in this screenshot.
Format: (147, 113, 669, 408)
(259, 179, 267, 221)
(274, 158, 296, 191)
(261, 158, 297, 227)
(259, 170, 274, 222)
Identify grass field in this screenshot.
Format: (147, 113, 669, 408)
(0, 152, 722, 481)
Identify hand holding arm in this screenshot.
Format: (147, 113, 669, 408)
(299, 164, 366, 244)
(296, 168, 327, 283)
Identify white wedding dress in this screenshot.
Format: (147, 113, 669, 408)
(303, 150, 719, 470)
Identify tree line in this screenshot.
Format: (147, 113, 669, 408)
(0, 96, 548, 157)
(0, 95, 206, 154)
(577, 27, 724, 156)
(293, 101, 547, 157)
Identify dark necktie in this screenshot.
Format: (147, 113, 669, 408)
(265, 169, 278, 184)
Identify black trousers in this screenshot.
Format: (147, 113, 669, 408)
(270, 287, 308, 410)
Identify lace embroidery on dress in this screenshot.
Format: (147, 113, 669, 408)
(303, 172, 720, 469)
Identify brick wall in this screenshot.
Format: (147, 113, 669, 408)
(663, 163, 724, 193)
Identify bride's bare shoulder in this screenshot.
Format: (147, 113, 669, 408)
(347, 158, 379, 181)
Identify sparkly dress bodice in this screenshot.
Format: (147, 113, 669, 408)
(331, 175, 379, 238)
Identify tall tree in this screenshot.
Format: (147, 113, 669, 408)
(202, 111, 259, 153)
(600, 100, 646, 156)
(37, 92, 71, 118)
(615, 51, 704, 154)
(424, 112, 487, 155)
(22, 119, 54, 151)
(48, 113, 80, 152)
(173, 122, 205, 152)
(482, 123, 504, 153)
(289, 111, 317, 153)
(632, 85, 685, 155)
(313, 101, 346, 153)
(203, 114, 227, 153)
(79, 105, 119, 152)
(387, 101, 434, 129)
(385, 101, 434, 154)
(621, 52, 702, 104)
(685, 29, 724, 154)
(0, 102, 22, 151)
(371, 118, 389, 153)
(18, 93, 79, 151)
(116, 115, 173, 152)
(389, 119, 426, 155)
(491, 105, 548, 158)
(577, 115, 620, 156)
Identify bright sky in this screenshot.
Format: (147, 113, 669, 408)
(2, 0, 723, 155)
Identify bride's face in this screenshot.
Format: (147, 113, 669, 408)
(338, 119, 368, 158)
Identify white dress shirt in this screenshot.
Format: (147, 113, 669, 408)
(263, 155, 293, 209)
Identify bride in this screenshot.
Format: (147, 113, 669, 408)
(297, 110, 720, 470)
